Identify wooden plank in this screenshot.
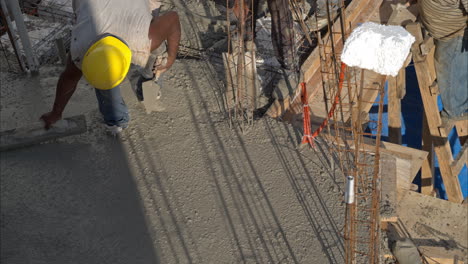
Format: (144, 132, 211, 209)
(396, 189, 468, 263)
(396, 159, 414, 191)
(307, 69, 384, 126)
(420, 35, 435, 56)
(350, 71, 384, 125)
(396, 65, 407, 99)
(456, 120, 468, 146)
(388, 71, 402, 144)
(374, 0, 419, 26)
(276, 0, 416, 120)
(379, 140, 427, 183)
(451, 142, 468, 177)
(424, 253, 465, 264)
(406, 23, 462, 203)
(421, 114, 435, 195)
(321, 133, 427, 189)
(0, 115, 87, 152)
(456, 120, 468, 137)
(426, 42, 437, 86)
(380, 154, 398, 222)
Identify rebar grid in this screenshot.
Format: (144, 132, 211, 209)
(224, 0, 316, 131)
(0, 0, 72, 73)
(314, 1, 386, 263)
(21, 0, 73, 23)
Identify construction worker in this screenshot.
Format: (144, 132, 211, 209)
(40, 0, 181, 134)
(416, 0, 468, 121)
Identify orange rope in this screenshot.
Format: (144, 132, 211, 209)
(301, 82, 313, 146)
(302, 62, 347, 147)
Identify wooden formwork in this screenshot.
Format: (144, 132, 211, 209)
(264, 0, 466, 262)
(382, 18, 467, 264)
(266, 0, 385, 119)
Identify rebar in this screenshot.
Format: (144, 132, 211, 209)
(313, 1, 386, 263)
(0, 0, 73, 73)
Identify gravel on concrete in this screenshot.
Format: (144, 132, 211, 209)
(1, 59, 346, 263)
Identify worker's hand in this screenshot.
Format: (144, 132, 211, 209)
(152, 55, 173, 76)
(405, 0, 417, 6)
(40, 111, 62, 129)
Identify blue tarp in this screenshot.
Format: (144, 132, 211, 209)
(366, 65, 468, 200)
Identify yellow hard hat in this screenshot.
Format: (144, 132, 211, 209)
(82, 36, 132, 90)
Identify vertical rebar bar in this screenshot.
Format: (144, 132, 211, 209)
(6, 0, 38, 73)
(0, 0, 26, 71)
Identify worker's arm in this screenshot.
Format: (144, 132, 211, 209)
(41, 55, 82, 129)
(149, 11, 181, 72)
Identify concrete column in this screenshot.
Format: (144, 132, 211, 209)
(6, 0, 39, 73)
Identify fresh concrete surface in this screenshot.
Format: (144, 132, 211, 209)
(1, 59, 346, 263)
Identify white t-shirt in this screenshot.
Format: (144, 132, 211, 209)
(70, 0, 159, 69)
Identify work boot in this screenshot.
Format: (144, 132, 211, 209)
(104, 124, 124, 137)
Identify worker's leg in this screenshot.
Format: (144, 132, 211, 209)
(231, 0, 259, 42)
(246, 0, 260, 42)
(266, 0, 300, 98)
(267, 0, 295, 71)
(94, 85, 129, 128)
(435, 34, 468, 119)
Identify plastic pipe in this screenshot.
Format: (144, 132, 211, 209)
(345, 175, 355, 204)
(6, 0, 38, 73)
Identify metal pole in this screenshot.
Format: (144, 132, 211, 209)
(0, 0, 26, 71)
(6, 0, 38, 73)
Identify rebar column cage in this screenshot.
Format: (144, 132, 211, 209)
(223, 0, 314, 131)
(224, 0, 257, 130)
(313, 0, 386, 263)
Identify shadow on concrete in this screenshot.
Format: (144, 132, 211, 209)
(164, 61, 301, 263)
(263, 121, 346, 264)
(0, 139, 160, 264)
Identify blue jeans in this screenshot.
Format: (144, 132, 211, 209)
(94, 85, 129, 128)
(435, 33, 468, 118)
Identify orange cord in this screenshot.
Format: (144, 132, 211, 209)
(302, 62, 347, 147)
(301, 82, 314, 146)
